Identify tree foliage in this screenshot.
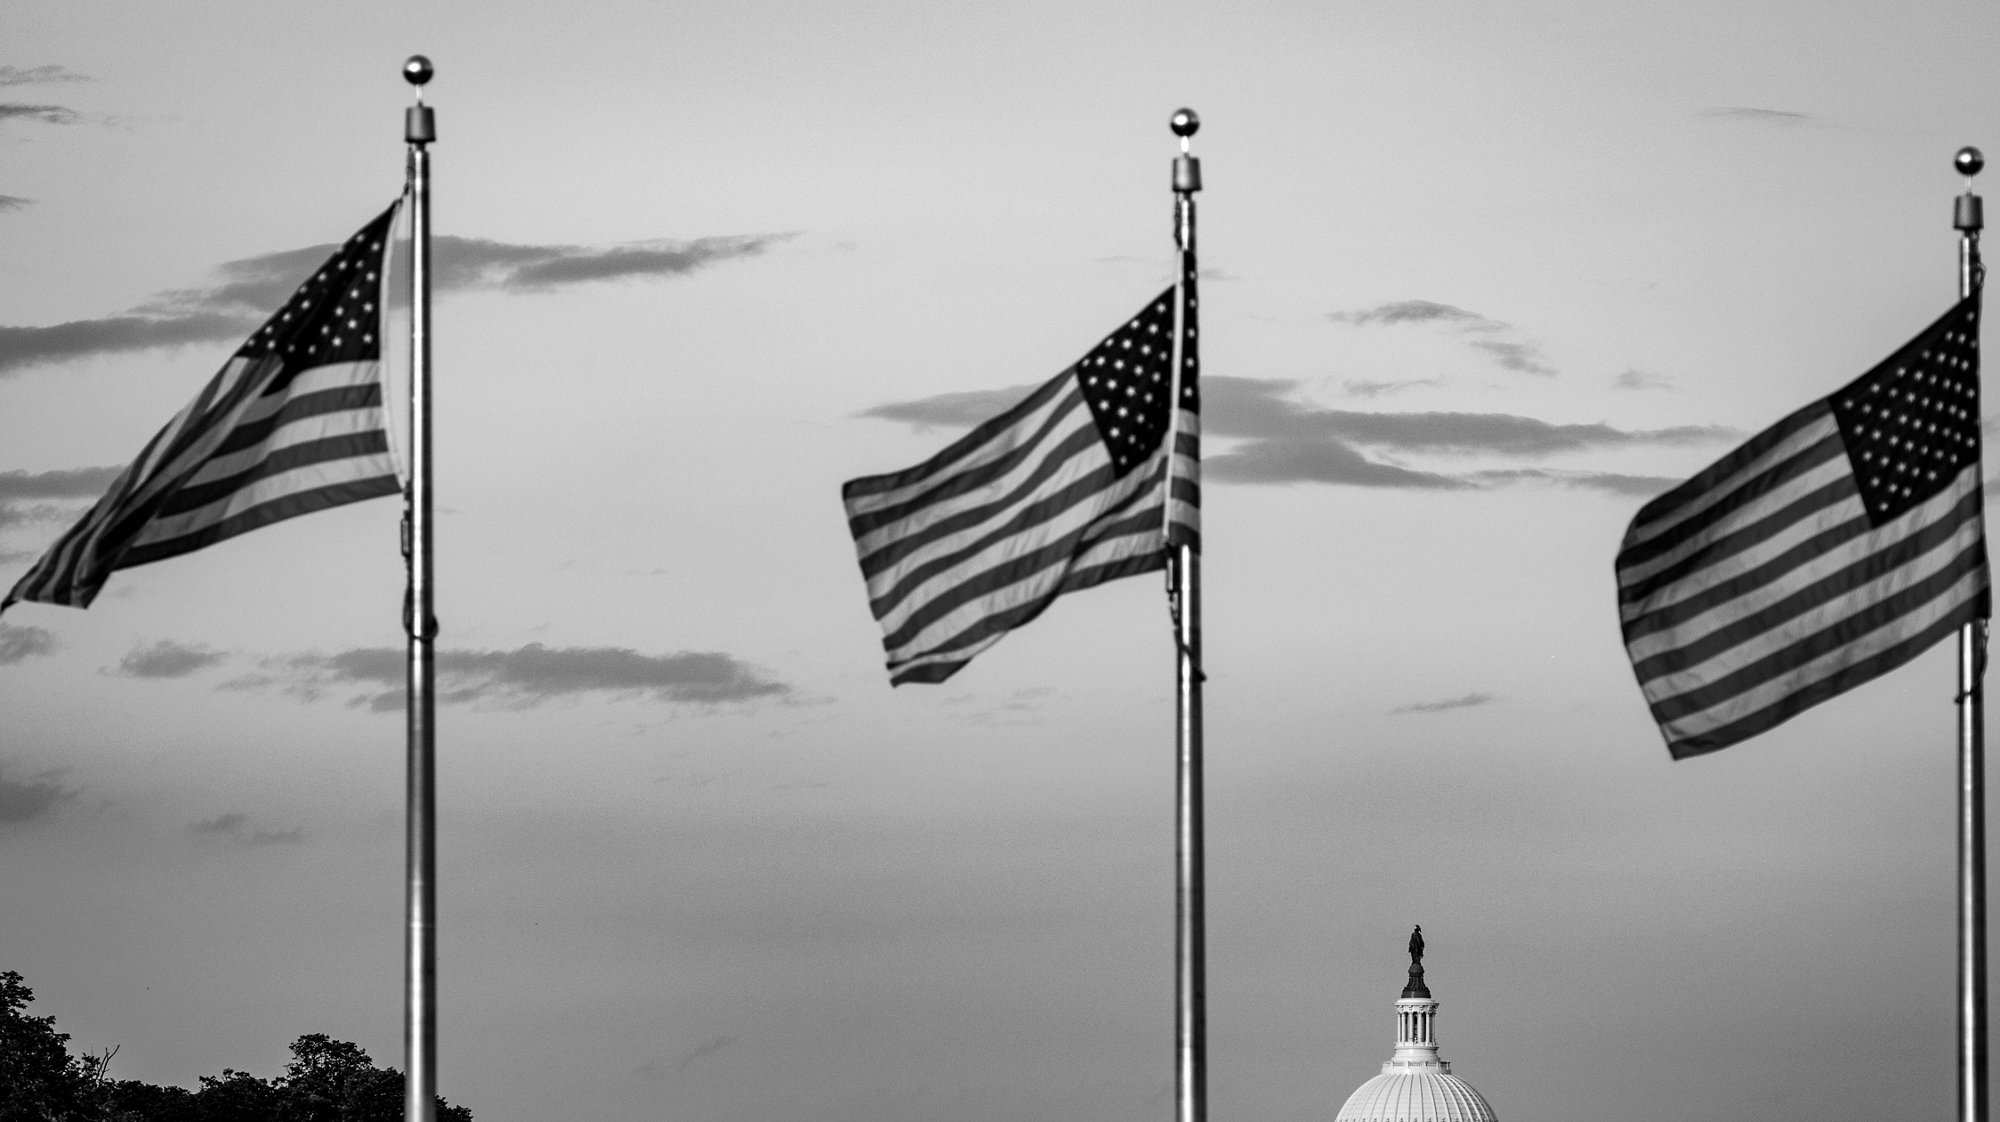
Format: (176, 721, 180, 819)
(0, 970, 101, 1122)
(1, 971, 473, 1122)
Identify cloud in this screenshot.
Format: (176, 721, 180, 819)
(0, 313, 265, 376)
(1465, 468, 1681, 498)
(1328, 300, 1502, 329)
(0, 66, 91, 86)
(0, 466, 120, 501)
(855, 376, 1730, 491)
(0, 623, 58, 664)
(1467, 338, 1556, 377)
(1204, 376, 1731, 455)
(1207, 437, 1465, 488)
(235, 643, 794, 712)
(0, 196, 30, 211)
(115, 640, 226, 679)
(0, 762, 77, 823)
(1699, 107, 1811, 125)
(1329, 299, 1557, 376)
(1614, 369, 1674, 391)
(0, 104, 79, 125)
(677, 1034, 741, 1070)
(1390, 692, 1495, 715)
(0, 232, 790, 376)
(191, 811, 304, 846)
(1342, 378, 1441, 398)
(435, 233, 790, 291)
(854, 385, 1037, 430)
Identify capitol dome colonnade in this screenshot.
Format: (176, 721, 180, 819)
(1333, 929, 1498, 1122)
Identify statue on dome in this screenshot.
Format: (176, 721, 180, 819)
(1401, 925, 1430, 999)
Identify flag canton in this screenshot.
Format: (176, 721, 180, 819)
(1829, 299, 1981, 526)
(237, 206, 396, 393)
(1074, 289, 1177, 476)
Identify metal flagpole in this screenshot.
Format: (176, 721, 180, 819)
(402, 55, 439, 1122)
(1167, 108, 1205, 1122)
(1956, 143, 1988, 1122)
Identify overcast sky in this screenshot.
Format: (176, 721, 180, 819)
(3, 3, 1998, 1121)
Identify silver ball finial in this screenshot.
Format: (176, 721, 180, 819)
(1958, 146, 1984, 179)
(403, 55, 434, 87)
(1170, 108, 1200, 138)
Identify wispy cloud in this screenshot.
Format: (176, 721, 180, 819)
(0, 104, 79, 126)
(0, 623, 58, 665)
(0, 232, 790, 376)
(191, 811, 304, 846)
(0, 196, 31, 212)
(1206, 437, 1464, 489)
(1468, 338, 1556, 377)
(1614, 369, 1674, 391)
(0, 465, 117, 530)
(436, 233, 791, 291)
(0, 762, 76, 824)
(1342, 377, 1441, 399)
(231, 643, 794, 712)
(115, 640, 227, 679)
(1391, 692, 1495, 715)
(0, 66, 91, 87)
(1329, 299, 1557, 376)
(677, 1035, 742, 1071)
(1465, 467, 1680, 498)
(945, 686, 1058, 727)
(1328, 300, 1502, 329)
(1204, 377, 1727, 487)
(855, 376, 1730, 491)
(0, 466, 119, 502)
(1699, 107, 1811, 125)
(855, 385, 1037, 430)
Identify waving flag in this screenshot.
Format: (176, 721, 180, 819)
(843, 262, 1200, 685)
(1616, 294, 1988, 758)
(3, 202, 406, 615)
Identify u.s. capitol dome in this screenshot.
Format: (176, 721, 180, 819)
(1334, 928, 1498, 1122)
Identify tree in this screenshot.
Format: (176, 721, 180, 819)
(0, 972, 473, 1122)
(269, 1034, 472, 1122)
(0, 970, 100, 1122)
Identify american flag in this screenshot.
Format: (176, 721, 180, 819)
(1616, 295, 1988, 759)
(843, 260, 1199, 685)
(2, 202, 406, 615)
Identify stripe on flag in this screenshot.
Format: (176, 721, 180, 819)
(1615, 294, 1988, 758)
(2, 201, 406, 614)
(843, 259, 1200, 685)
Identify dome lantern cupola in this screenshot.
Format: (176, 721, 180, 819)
(1333, 928, 1498, 1122)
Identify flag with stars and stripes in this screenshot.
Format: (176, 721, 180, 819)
(2, 201, 407, 616)
(1616, 294, 1988, 759)
(843, 261, 1200, 685)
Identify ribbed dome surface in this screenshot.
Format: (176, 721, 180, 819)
(1334, 1071, 1497, 1122)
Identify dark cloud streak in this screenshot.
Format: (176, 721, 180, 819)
(0, 623, 58, 664)
(0, 466, 120, 501)
(1700, 107, 1811, 124)
(0, 763, 76, 823)
(116, 640, 227, 679)
(857, 376, 1730, 491)
(0, 66, 91, 86)
(0, 104, 79, 125)
(1329, 299, 1557, 376)
(1391, 692, 1496, 715)
(192, 812, 304, 846)
(1327, 300, 1501, 329)
(236, 643, 794, 712)
(0, 232, 790, 376)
